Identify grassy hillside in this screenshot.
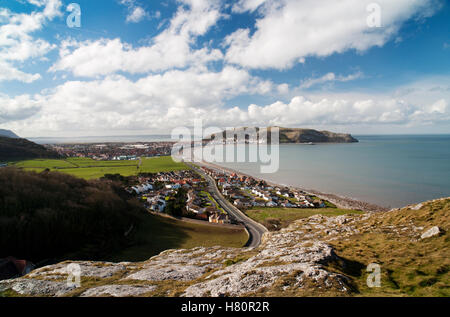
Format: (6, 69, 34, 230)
(12, 156, 188, 180)
(0, 129, 19, 138)
(0, 198, 448, 297)
(108, 214, 248, 262)
(0, 137, 60, 162)
(330, 198, 449, 297)
(0, 168, 145, 263)
(246, 207, 364, 231)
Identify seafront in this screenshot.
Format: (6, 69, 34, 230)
(194, 159, 387, 213)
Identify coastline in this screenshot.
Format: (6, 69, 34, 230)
(193, 159, 388, 213)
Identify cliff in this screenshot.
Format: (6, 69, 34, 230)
(204, 127, 358, 144)
(0, 197, 448, 297)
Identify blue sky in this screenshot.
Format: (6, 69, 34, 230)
(0, 0, 449, 137)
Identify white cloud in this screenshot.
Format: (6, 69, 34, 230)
(0, 93, 42, 123)
(0, 61, 41, 83)
(1, 66, 275, 135)
(2, 73, 449, 136)
(300, 72, 363, 89)
(232, 0, 267, 13)
(119, 0, 148, 23)
(52, 0, 224, 76)
(225, 0, 439, 69)
(0, 0, 62, 82)
(126, 6, 147, 23)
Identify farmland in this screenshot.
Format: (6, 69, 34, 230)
(11, 156, 189, 179)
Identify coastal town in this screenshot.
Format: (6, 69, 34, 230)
(127, 169, 232, 224)
(200, 167, 328, 209)
(48, 142, 175, 160)
(123, 161, 331, 226)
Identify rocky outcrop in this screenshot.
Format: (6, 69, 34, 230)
(0, 218, 357, 297)
(204, 127, 358, 144)
(1, 197, 448, 297)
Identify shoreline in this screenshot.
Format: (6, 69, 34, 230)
(192, 159, 388, 213)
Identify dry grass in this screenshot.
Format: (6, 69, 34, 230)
(329, 198, 449, 297)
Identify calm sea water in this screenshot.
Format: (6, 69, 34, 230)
(212, 135, 450, 208)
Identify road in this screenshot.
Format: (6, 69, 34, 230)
(187, 163, 268, 248)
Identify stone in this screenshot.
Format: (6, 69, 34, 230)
(81, 285, 156, 297)
(420, 226, 443, 239)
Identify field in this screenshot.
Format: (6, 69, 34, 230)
(11, 156, 189, 179)
(245, 207, 365, 231)
(107, 213, 248, 262)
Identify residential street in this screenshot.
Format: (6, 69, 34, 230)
(188, 163, 268, 248)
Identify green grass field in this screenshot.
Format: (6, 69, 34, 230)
(13, 159, 78, 169)
(107, 213, 248, 262)
(12, 156, 189, 179)
(245, 207, 365, 231)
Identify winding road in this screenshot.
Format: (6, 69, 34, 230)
(187, 163, 268, 248)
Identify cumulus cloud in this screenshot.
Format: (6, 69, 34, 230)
(0, 0, 62, 82)
(0, 93, 42, 123)
(225, 0, 439, 69)
(1, 66, 275, 134)
(51, 0, 224, 77)
(2, 72, 448, 136)
(50, 37, 223, 77)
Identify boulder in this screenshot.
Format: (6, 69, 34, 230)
(420, 226, 443, 240)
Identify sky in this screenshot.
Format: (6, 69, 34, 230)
(0, 0, 449, 138)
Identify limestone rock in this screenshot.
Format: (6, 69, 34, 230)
(420, 226, 443, 239)
(81, 285, 156, 297)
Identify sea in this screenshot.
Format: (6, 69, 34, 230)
(209, 135, 450, 209)
(30, 134, 450, 208)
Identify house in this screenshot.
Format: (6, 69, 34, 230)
(209, 213, 231, 224)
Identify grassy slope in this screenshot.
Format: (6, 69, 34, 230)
(329, 198, 450, 297)
(107, 213, 248, 262)
(13, 156, 188, 179)
(246, 207, 364, 231)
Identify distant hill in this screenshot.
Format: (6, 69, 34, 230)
(0, 129, 19, 138)
(205, 127, 358, 143)
(0, 137, 60, 162)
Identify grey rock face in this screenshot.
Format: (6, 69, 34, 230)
(0, 278, 76, 297)
(0, 212, 369, 297)
(81, 285, 157, 297)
